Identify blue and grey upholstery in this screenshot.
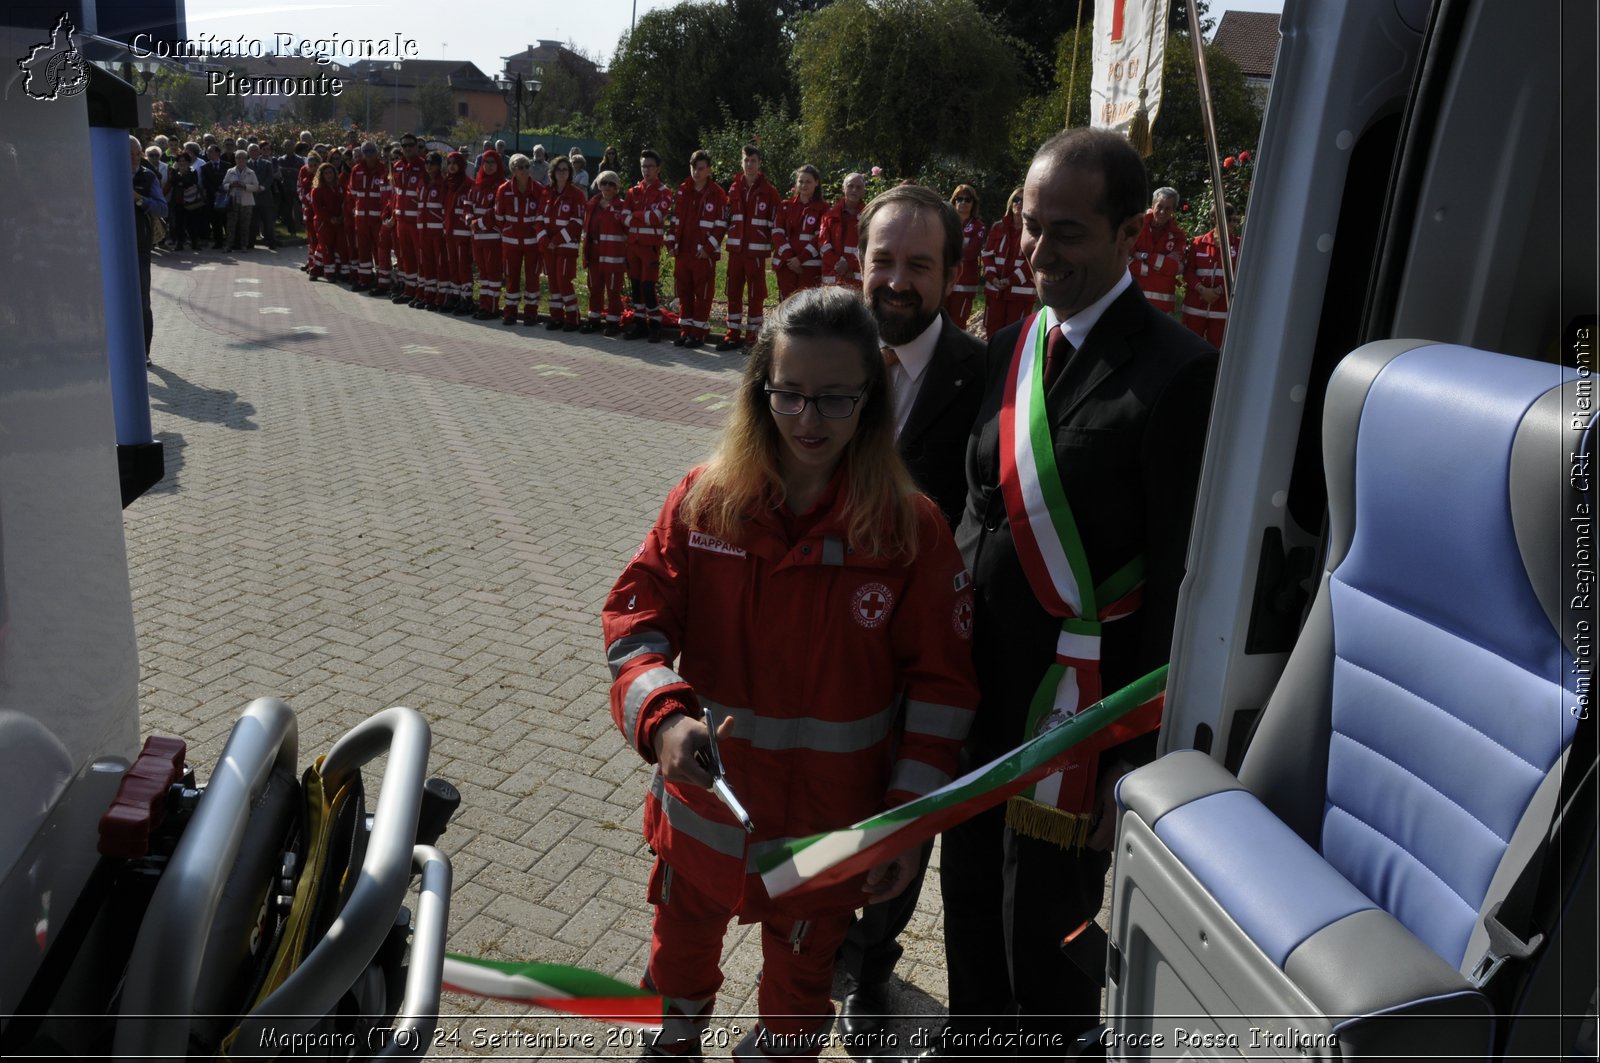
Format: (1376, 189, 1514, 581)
(1107, 342, 1588, 1059)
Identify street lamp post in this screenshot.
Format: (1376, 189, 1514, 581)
(393, 61, 403, 135)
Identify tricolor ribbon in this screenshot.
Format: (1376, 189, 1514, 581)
(757, 667, 1167, 898)
(442, 953, 663, 1027)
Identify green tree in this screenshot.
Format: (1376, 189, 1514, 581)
(525, 43, 608, 128)
(791, 0, 1022, 178)
(415, 78, 454, 137)
(1006, 20, 1261, 224)
(150, 68, 227, 127)
(290, 84, 338, 124)
(599, 0, 792, 181)
(338, 78, 390, 134)
(699, 98, 803, 188)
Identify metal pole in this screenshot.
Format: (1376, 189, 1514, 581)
(1185, 0, 1235, 301)
(515, 73, 523, 155)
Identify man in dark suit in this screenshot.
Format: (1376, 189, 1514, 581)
(836, 183, 986, 1048)
(931, 130, 1217, 1057)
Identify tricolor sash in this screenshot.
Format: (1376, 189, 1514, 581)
(996, 312, 1163, 847)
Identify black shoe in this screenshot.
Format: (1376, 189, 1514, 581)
(622, 322, 646, 341)
(715, 335, 742, 351)
(647, 321, 663, 343)
(410, 299, 427, 309)
(563, 321, 579, 332)
(454, 301, 473, 316)
(684, 337, 704, 350)
(672, 334, 686, 347)
(839, 978, 890, 1041)
(578, 321, 596, 334)
(546, 318, 563, 331)
(603, 324, 622, 337)
(473, 309, 496, 320)
(392, 292, 411, 304)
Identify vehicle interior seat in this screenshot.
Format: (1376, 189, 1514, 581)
(1106, 340, 1592, 1059)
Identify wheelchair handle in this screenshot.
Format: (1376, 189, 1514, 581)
(376, 845, 453, 1057)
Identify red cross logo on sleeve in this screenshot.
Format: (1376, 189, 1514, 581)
(852, 582, 893, 629)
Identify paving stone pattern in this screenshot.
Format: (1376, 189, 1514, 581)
(130, 250, 957, 1060)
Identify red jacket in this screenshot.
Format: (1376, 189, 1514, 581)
(1183, 228, 1240, 317)
(724, 173, 782, 259)
(495, 178, 545, 246)
(818, 199, 862, 284)
(954, 216, 987, 295)
(584, 194, 628, 269)
(623, 178, 673, 250)
(983, 216, 1034, 300)
(541, 182, 588, 256)
(603, 468, 979, 917)
(669, 177, 729, 261)
(310, 181, 342, 225)
(348, 160, 387, 221)
(394, 157, 426, 224)
(416, 175, 445, 229)
(1131, 211, 1187, 308)
(773, 195, 828, 268)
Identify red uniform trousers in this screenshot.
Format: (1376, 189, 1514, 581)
(354, 217, 382, 288)
(375, 223, 395, 291)
(473, 235, 502, 312)
(983, 290, 1034, 338)
(418, 224, 445, 304)
(544, 249, 579, 323)
(587, 265, 624, 326)
(945, 290, 976, 329)
(646, 859, 849, 1059)
(1183, 304, 1228, 347)
(340, 212, 357, 280)
(773, 264, 822, 302)
(502, 236, 542, 320)
(725, 253, 769, 342)
(395, 221, 420, 297)
(312, 218, 342, 276)
(448, 233, 473, 303)
(673, 255, 716, 341)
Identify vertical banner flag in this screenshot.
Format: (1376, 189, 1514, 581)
(1091, 0, 1169, 137)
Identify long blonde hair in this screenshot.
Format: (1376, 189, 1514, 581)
(682, 287, 923, 561)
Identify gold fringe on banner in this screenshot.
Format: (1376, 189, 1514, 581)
(1129, 93, 1153, 157)
(1005, 795, 1091, 849)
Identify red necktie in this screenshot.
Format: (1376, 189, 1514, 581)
(1042, 324, 1072, 391)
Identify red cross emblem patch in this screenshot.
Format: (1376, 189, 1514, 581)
(952, 593, 974, 640)
(852, 582, 893, 629)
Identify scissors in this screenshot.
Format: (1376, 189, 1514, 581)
(693, 706, 755, 833)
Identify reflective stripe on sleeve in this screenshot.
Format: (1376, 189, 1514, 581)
(703, 698, 895, 754)
(606, 631, 674, 679)
(888, 759, 952, 797)
(650, 770, 746, 858)
(623, 665, 687, 738)
(904, 700, 972, 741)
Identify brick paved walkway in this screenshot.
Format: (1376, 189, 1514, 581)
(131, 248, 955, 1060)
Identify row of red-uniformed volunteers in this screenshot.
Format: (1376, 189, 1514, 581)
(294, 140, 1235, 346)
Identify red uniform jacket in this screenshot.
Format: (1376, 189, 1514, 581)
(773, 195, 828, 269)
(1131, 211, 1187, 309)
(298, 165, 315, 224)
(416, 175, 445, 230)
(1183, 228, 1241, 317)
(604, 469, 979, 917)
(542, 182, 588, 256)
(495, 179, 546, 247)
(954, 217, 988, 295)
(724, 173, 782, 259)
(818, 199, 862, 284)
(983, 216, 1034, 300)
(669, 177, 729, 262)
(348, 161, 387, 221)
(623, 178, 673, 251)
(584, 195, 628, 269)
(310, 182, 342, 226)
(442, 174, 472, 236)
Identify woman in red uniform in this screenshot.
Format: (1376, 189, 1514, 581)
(413, 152, 447, 309)
(771, 164, 827, 301)
(496, 154, 546, 326)
(336, 151, 358, 284)
(299, 151, 319, 276)
(541, 155, 587, 330)
(581, 170, 628, 335)
(982, 185, 1035, 337)
(373, 154, 402, 296)
(818, 173, 866, 291)
(439, 152, 474, 314)
(945, 183, 986, 330)
(308, 162, 343, 282)
(602, 286, 979, 1060)
(466, 149, 504, 319)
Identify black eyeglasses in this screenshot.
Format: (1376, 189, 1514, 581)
(954, 196, 975, 204)
(764, 384, 869, 419)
